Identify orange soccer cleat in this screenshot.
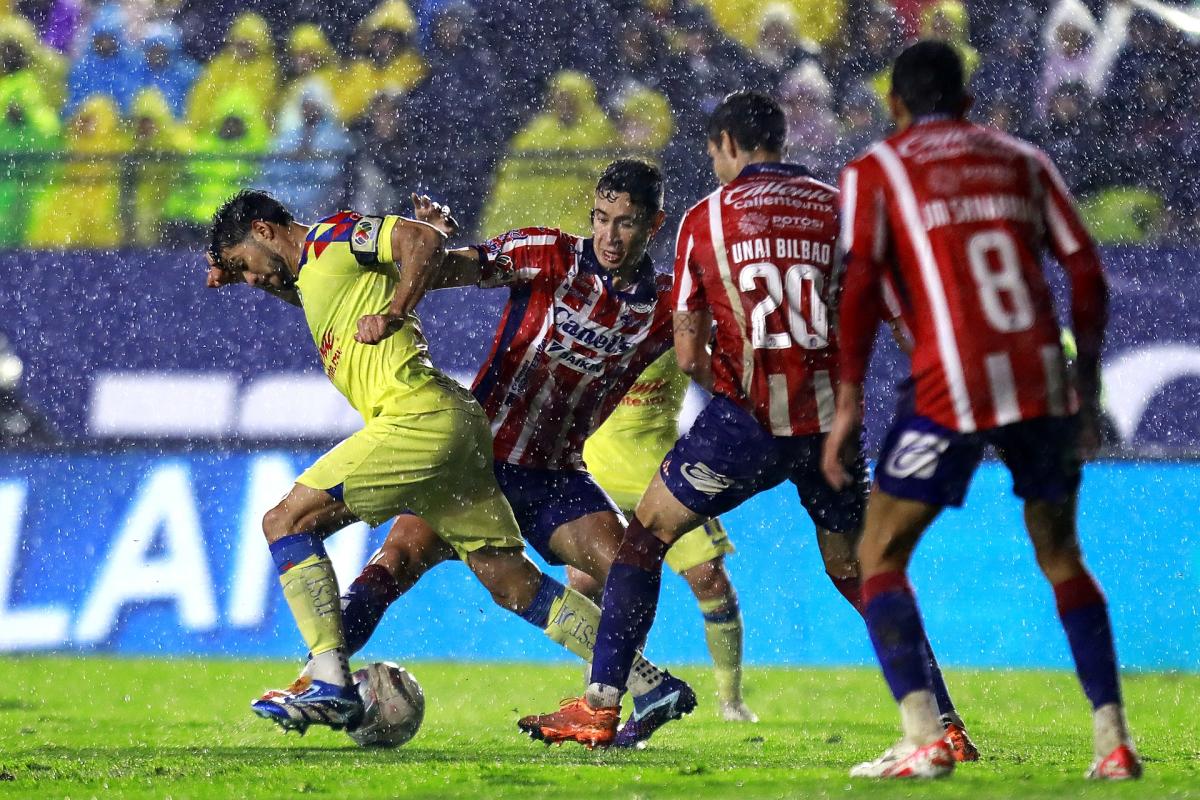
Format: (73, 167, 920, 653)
(1086, 744, 1143, 780)
(943, 722, 980, 762)
(517, 697, 620, 749)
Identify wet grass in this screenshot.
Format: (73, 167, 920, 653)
(0, 656, 1195, 799)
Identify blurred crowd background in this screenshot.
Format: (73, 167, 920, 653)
(1, 0, 1198, 251)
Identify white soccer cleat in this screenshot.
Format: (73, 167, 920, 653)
(719, 700, 759, 723)
(850, 738, 955, 779)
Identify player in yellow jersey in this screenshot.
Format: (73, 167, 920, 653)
(581, 350, 756, 722)
(205, 190, 681, 736)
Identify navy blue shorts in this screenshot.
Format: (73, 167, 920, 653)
(876, 396, 1082, 508)
(659, 395, 867, 534)
(492, 460, 620, 566)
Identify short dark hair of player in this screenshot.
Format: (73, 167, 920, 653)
(706, 91, 786, 154)
(209, 189, 294, 262)
(595, 158, 664, 217)
(890, 40, 967, 117)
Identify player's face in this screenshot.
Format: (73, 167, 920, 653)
(591, 190, 658, 272)
(707, 133, 741, 185)
(217, 236, 295, 290)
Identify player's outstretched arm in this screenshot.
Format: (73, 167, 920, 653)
(429, 248, 484, 290)
(355, 219, 446, 345)
(674, 309, 714, 392)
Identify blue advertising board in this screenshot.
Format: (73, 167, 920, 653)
(1, 452, 1195, 669)
(1, 246, 1199, 449)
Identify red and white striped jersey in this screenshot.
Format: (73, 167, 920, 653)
(471, 227, 674, 469)
(838, 118, 1107, 433)
(674, 162, 842, 437)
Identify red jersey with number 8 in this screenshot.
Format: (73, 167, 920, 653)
(838, 118, 1104, 433)
(674, 162, 841, 436)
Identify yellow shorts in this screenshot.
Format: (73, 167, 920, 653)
(297, 404, 522, 560)
(584, 425, 735, 575)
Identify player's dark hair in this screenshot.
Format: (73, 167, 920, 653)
(890, 40, 966, 117)
(595, 158, 664, 216)
(706, 91, 786, 154)
(208, 189, 294, 260)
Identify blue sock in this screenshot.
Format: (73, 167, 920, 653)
(590, 519, 669, 693)
(341, 563, 403, 655)
(832, 573, 957, 717)
(923, 635, 956, 718)
(268, 532, 325, 573)
(862, 571, 933, 702)
(1055, 573, 1122, 708)
(518, 573, 566, 628)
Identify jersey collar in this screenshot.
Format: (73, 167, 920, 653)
(580, 238, 657, 304)
(736, 161, 811, 181)
(296, 224, 318, 273)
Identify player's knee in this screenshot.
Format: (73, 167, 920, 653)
(685, 559, 732, 602)
(261, 504, 297, 544)
(821, 549, 859, 580)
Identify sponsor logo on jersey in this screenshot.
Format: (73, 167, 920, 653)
(737, 211, 770, 236)
(680, 461, 734, 495)
(317, 329, 342, 380)
(884, 431, 951, 479)
(553, 306, 634, 355)
(545, 340, 604, 374)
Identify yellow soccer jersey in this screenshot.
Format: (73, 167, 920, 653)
(594, 349, 689, 434)
(296, 211, 461, 420)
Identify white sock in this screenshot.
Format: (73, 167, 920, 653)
(308, 648, 351, 687)
(585, 682, 622, 709)
(1093, 702, 1131, 757)
(624, 654, 665, 698)
(899, 690, 944, 746)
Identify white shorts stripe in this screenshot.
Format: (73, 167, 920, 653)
(708, 194, 755, 395)
(873, 144, 977, 432)
(985, 352, 1020, 427)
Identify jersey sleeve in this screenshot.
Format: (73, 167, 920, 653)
(836, 158, 889, 385)
(473, 227, 566, 288)
(347, 213, 402, 266)
(672, 207, 706, 313)
(1034, 151, 1108, 369)
(1035, 153, 1094, 263)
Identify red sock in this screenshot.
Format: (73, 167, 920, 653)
(828, 574, 866, 616)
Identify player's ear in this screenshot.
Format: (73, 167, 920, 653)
(649, 209, 667, 237)
(250, 219, 273, 241)
(722, 130, 737, 159)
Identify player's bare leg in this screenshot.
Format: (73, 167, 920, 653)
(820, 526, 977, 760)
(850, 491, 955, 778)
(253, 483, 364, 733)
(547, 511, 622, 586)
(1025, 494, 1141, 779)
(680, 556, 755, 722)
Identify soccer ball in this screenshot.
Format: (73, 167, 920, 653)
(347, 662, 425, 748)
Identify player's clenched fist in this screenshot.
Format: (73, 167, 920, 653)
(354, 313, 405, 345)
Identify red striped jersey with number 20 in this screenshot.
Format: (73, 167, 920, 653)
(674, 162, 842, 437)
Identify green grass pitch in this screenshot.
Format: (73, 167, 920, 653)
(0, 656, 1196, 799)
